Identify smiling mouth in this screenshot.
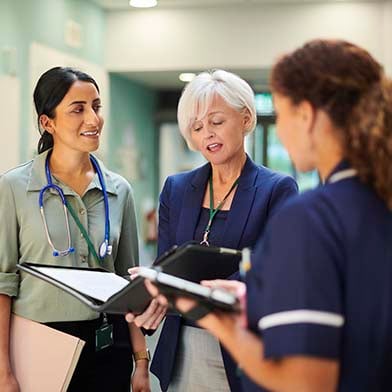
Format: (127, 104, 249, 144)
(80, 130, 99, 136)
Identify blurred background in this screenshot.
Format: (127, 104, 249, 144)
(1, 0, 391, 389)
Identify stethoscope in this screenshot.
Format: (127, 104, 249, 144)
(39, 153, 111, 260)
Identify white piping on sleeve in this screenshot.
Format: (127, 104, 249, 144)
(258, 310, 344, 331)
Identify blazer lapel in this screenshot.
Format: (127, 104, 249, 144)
(176, 163, 211, 245)
(221, 156, 258, 250)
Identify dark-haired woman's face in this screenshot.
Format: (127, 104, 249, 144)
(47, 80, 104, 154)
(273, 93, 316, 172)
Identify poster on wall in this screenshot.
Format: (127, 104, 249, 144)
(28, 42, 109, 160)
(0, 75, 20, 174)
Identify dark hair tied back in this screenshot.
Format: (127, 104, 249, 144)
(37, 131, 54, 156)
(33, 66, 99, 154)
(270, 39, 392, 209)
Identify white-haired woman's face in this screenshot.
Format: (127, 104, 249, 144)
(189, 95, 250, 166)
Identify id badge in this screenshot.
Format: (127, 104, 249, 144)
(95, 322, 114, 352)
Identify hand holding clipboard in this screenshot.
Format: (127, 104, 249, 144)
(138, 267, 244, 322)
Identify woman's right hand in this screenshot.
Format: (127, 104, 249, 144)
(125, 298, 167, 329)
(126, 267, 167, 329)
(128, 267, 140, 281)
(0, 370, 20, 392)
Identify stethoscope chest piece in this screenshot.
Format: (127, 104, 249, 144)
(99, 240, 112, 258)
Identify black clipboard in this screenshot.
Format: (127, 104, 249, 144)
(17, 242, 242, 315)
(153, 242, 242, 281)
(17, 262, 151, 315)
(138, 267, 240, 314)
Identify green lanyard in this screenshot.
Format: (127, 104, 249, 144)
(65, 201, 102, 265)
(66, 201, 110, 325)
(200, 175, 239, 246)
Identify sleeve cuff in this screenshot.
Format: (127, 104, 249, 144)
(261, 323, 342, 360)
(0, 272, 19, 297)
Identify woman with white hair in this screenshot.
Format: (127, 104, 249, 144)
(147, 39, 392, 392)
(128, 69, 298, 391)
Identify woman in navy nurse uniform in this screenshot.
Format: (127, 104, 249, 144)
(148, 70, 297, 392)
(155, 39, 392, 391)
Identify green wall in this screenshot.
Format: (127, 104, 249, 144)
(109, 73, 158, 226)
(0, 0, 159, 235)
(0, 0, 106, 160)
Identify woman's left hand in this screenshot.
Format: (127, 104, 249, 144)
(131, 361, 151, 392)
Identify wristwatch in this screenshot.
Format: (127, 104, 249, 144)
(133, 348, 151, 362)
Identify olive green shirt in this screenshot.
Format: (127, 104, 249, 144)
(0, 150, 139, 322)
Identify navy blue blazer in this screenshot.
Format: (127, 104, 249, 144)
(150, 156, 298, 392)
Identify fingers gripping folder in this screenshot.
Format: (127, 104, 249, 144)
(17, 242, 242, 315)
(138, 267, 241, 321)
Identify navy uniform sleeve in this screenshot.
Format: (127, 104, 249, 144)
(246, 193, 345, 360)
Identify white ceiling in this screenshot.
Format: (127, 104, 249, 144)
(92, 0, 387, 89)
(91, 0, 385, 10)
(122, 68, 271, 90)
(94, 0, 278, 89)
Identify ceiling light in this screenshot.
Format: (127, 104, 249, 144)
(179, 73, 196, 83)
(129, 0, 157, 8)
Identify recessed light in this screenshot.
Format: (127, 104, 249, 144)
(179, 73, 196, 82)
(129, 0, 157, 8)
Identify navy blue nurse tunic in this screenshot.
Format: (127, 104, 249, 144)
(244, 161, 392, 391)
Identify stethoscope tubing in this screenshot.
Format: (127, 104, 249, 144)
(39, 183, 75, 257)
(39, 153, 110, 259)
(90, 155, 110, 246)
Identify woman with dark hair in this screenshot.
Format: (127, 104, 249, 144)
(0, 67, 150, 392)
(147, 39, 392, 391)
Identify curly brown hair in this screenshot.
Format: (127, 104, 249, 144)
(270, 39, 392, 209)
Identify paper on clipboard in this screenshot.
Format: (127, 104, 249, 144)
(16, 242, 242, 315)
(33, 266, 129, 302)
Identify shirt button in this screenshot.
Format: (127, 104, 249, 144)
(81, 256, 87, 263)
(79, 208, 85, 215)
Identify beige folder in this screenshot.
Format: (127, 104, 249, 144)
(10, 315, 85, 392)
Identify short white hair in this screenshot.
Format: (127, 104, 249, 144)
(177, 69, 257, 150)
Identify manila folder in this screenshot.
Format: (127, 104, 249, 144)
(10, 315, 85, 392)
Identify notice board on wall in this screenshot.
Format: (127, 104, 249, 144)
(0, 75, 20, 174)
